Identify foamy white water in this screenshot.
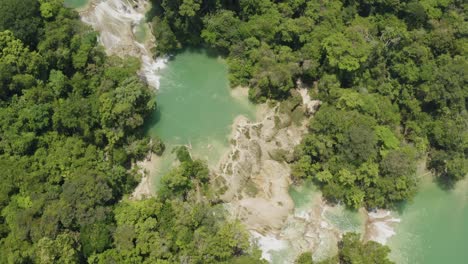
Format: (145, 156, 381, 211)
(251, 231, 289, 262)
(367, 210, 401, 245)
(80, 0, 165, 89)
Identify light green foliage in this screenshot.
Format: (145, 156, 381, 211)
(375, 126, 400, 152)
(159, 153, 209, 200)
(322, 31, 372, 72)
(99, 77, 155, 144)
(294, 105, 418, 209)
(34, 233, 81, 264)
(0, 31, 44, 78)
(179, 0, 201, 17)
(296, 232, 393, 263)
(48, 69, 68, 96)
(38, 0, 63, 19)
(93, 197, 260, 263)
(0, 0, 42, 46)
(339, 233, 394, 264)
(295, 252, 314, 264)
(316, 170, 333, 184)
(420, 0, 452, 19)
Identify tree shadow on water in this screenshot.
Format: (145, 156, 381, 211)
(143, 106, 161, 136)
(435, 175, 459, 191)
(169, 46, 225, 59)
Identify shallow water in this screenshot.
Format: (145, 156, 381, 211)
(389, 178, 468, 264)
(64, 0, 89, 8)
(283, 177, 467, 263)
(134, 20, 149, 43)
(145, 49, 256, 187)
(261, 183, 365, 263)
(289, 183, 365, 234)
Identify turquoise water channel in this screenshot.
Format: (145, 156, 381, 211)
(145, 49, 255, 186)
(389, 178, 468, 264)
(64, 0, 89, 9)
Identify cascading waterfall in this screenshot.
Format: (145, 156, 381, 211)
(365, 210, 401, 245)
(80, 0, 166, 89)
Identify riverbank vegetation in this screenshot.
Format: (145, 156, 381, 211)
(91, 148, 265, 263)
(149, 0, 467, 209)
(0, 0, 263, 262)
(295, 233, 394, 264)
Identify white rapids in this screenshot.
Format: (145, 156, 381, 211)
(366, 210, 401, 245)
(80, 0, 166, 89)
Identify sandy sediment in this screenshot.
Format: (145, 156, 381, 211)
(131, 153, 159, 200)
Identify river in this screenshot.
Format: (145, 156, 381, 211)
(388, 177, 468, 263)
(144, 49, 256, 186)
(64, 0, 89, 9)
(67, 0, 468, 263)
(285, 177, 468, 263)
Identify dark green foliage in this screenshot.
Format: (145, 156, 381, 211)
(0, 2, 156, 262)
(159, 152, 209, 200)
(296, 233, 393, 264)
(0, 0, 42, 47)
(295, 252, 314, 264)
(151, 17, 179, 55)
(90, 197, 261, 263)
(173, 145, 192, 163)
(201, 10, 241, 53)
(80, 222, 112, 257)
(151, 136, 166, 156)
(293, 103, 418, 209)
(339, 233, 394, 264)
(149, 0, 467, 191)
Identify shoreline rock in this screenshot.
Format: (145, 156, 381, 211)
(79, 0, 166, 89)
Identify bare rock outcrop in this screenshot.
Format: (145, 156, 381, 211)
(217, 102, 309, 234)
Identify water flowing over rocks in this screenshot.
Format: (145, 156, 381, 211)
(365, 210, 401, 245)
(213, 95, 348, 262)
(79, 0, 166, 88)
(216, 90, 397, 262)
